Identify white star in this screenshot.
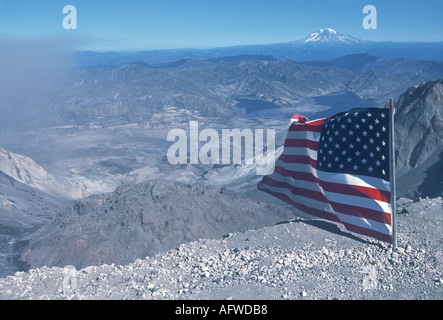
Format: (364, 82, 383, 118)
(382, 140, 386, 146)
(353, 164, 359, 170)
(347, 157, 352, 163)
(382, 126, 386, 132)
(328, 150, 333, 155)
(347, 118, 352, 123)
(362, 131, 368, 136)
(363, 144, 368, 150)
(356, 137, 361, 142)
(355, 151, 361, 156)
(369, 152, 375, 158)
(341, 124, 346, 129)
(354, 112, 359, 117)
(334, 156, 339, 162)
(362, 158, 367, 164)
(361, 118, 367, 123)
(376, 146, 381, 152)
(328, 137, 333, 142)
(382, 169, 386, 175)
(342, 150, 347, 155)
(381, 113, 386, 118)
(349, 143, 354, 149)
(367, 112, 372, 117)
(335, 143, 340, 149)
(339, 163, 344, 169)
(375, 118, 380, 124)
(368, 166, 373, 172)
(349, 130, 354, 135)
(369, 138, 374, 144)
(376, 132, 380, 138)
(381, 155, 386, 161)
(341, 137, 347, 142)
(376, 160, 381, 166)
(369, 124, 374, 130)
(355, 124, 360, 129)
(327, 163, 332, 168)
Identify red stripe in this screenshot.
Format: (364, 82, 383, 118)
(341, 222, 392, 243)
(273, 165, 391, 203)
(258, 185, 392, 243)
(288, 122, 324, 132)
(278, 155, 318, 168)
(284, 139, 319, 150)
(257, 185, 340, 223)
(261, 176, 391, 225)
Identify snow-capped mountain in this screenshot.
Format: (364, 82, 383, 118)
(303, 28, 362, 44)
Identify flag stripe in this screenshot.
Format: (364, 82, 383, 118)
(283, 147, 318, 159)
(284, 139, 319, 150)
(286, 131, 321, 141)
(258, 183, 392, 241)
(271, 167, 390, 203)
(260, 176, 391, 225)
(274, 162, 391, 193)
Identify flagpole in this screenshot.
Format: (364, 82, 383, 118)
(389, 98, 397, 251)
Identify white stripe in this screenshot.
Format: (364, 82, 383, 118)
(268, 171, 323, 193)
(334, 211, 392, 235)
(274, 159, 390, 192)
(275, 160, 318, 175)
(324, 191, 392, 213)
(317, 170, 390, 192)
(259, 182, 391, 236)
(266, 172, 391, 212)
(258, 183, 334, 213)
(283, 147, 318, 159)
(286, 131, 321, 141)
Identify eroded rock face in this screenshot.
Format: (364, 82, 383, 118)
(20, 179, 294, 269)
(394, 79, 443, 198)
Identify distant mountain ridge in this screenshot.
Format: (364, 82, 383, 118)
(73, 29, 443, 66)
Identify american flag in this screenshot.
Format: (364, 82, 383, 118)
(258, 108, 393, 243)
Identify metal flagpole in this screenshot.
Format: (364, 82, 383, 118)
(389, 98, 397, 251)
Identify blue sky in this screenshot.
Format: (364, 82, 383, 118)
(1, 0, 442, 51)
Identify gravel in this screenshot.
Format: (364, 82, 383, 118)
(0, 197, 441, 300)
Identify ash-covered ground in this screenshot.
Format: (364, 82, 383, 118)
(0, 196, 441, 300)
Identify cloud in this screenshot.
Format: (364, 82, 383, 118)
(0, 36, 76, 127)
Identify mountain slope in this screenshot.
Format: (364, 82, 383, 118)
(20, 180, 295, 269)
(394, 79, 443, 198)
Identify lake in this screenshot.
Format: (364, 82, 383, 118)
(311, 92, 376, 118)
